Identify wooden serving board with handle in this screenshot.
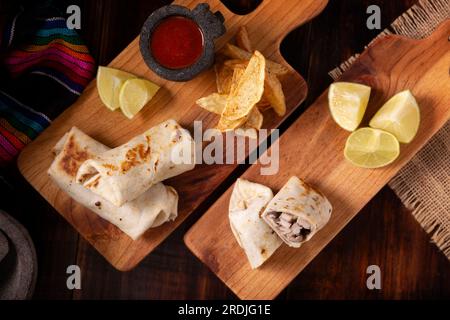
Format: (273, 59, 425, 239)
(17, 0, 329, 271)
(184, 20, 450, 299)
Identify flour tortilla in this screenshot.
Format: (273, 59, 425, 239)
(48, 127, 178, 240)
(262, 176, 332, 248)
(229, 179, 282, 269)
(76, 119, 195, 207)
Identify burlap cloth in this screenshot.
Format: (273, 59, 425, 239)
(329, 0, 450, 259)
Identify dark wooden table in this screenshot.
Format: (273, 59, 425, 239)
(2, 0, 449, 299)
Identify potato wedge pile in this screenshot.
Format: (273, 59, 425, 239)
(196, 27, 289, 136)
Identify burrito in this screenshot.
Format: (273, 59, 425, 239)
(76, 119, 195, 206)
(48, 127, 178, 240)
(229, 179, 282, 269)
(262, 176, 332, 248)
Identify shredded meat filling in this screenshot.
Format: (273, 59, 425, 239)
(267, 211, 311, 243)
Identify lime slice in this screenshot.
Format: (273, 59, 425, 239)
(97, 66, 136, 111)
(328, 82, 371, 131)
(119, 78, 160, 119)
(344, 127, 400, 168)
(369, 90, 420, 143)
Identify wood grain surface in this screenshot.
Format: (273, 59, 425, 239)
(184, 20, 450, 299)
(16, 0, 328, 270)
(2, 0, 449, 299)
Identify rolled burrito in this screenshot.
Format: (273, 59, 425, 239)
(48, 127, 179, 240)
(76, 119, 195, 206)
(262, 176, 332, 248)
(229, 179, 282, 269)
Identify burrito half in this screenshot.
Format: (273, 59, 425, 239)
(48, 127, 178, 240)
(76, 119, 195, 206)
(262, 176, 332, 248)
(229, 179, 282, 269)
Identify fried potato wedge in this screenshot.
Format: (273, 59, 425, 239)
(196, 93, 227, 114)
(224, 59, 248, 70)
(229, 67, 245, 93)
(217, 113, 248, 131)
(203, 31, 290, 133)
(214, 63, 234, 94)
(221, 51, 266, 121)
(264, 71, 286, 116)
(245, 107, 263, 129)
(221, 44, 289, 76)
(217, 68, 248, 131)
(236, 26, 252, 52)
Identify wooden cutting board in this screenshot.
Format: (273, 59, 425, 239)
(184, 20, 450, 299)
(17, 0, 328, 271)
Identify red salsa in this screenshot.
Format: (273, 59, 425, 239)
(150, 16, 204, 70)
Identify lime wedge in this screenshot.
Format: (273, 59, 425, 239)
(344, 127, 400, 168)
(328, 82, 371, 131)
(97, 66, 136, 111)
(369, 90, 420, 143)
(119, 78, 160, 119)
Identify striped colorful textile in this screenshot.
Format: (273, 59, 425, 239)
(0, 90, 51, 164)
(2, 16, 95, 96)
(0, 7, 95, 166)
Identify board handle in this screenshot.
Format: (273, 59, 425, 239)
(238, 0, 329, 53)
(174, 0, 329, 56)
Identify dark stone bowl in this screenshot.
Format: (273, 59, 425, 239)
(140, 3, 226, 82)
(0, 210, 37, 300)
